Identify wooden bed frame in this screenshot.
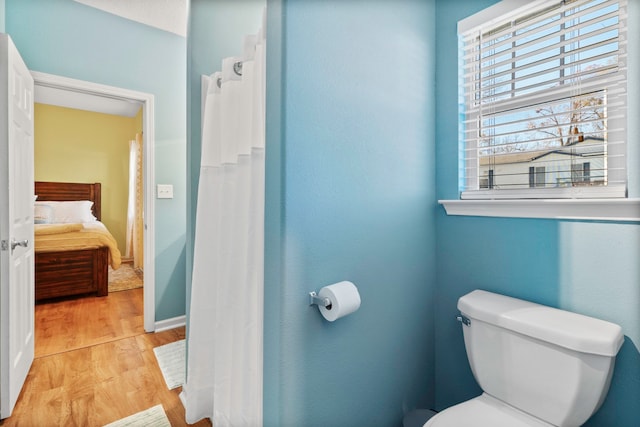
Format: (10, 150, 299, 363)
(34, 181, 109, 302)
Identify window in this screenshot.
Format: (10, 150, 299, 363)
(529, 166, 546, 187)
(458, 0, 627, 200)
(571, 161, 591, 183)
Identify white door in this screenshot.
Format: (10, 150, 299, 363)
(0, 33, 35, 419)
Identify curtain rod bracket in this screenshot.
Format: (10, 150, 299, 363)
(233, 61, 243, 76)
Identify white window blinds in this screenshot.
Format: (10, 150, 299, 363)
(458, 0, 627, 199)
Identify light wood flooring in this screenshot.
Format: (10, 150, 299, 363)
(0, 288, 211, 427)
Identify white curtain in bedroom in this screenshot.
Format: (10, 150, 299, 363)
(182, 16, 266, 427)
(125, 132, 143, 269)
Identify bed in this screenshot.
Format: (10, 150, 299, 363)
(34, 181, 122, 302)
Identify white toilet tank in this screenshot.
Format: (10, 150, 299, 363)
(458, 290, 624, 427)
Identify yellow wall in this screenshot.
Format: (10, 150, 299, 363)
(34, 103, 143, 253)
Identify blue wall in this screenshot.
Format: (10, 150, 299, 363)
(6, 0, 187, 321)
(264, 0, 437, 426)
(434, 1, 640, 427)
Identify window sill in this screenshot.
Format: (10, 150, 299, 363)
(438, 199, 640, 222)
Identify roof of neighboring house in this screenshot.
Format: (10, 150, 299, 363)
(479, 137, 604, 166)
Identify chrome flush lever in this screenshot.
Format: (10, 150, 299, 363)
(456, 314, 471, 326)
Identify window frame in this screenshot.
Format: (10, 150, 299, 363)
(440, 0, 640, 221)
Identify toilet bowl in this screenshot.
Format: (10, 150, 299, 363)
(426, 290, 623, 427)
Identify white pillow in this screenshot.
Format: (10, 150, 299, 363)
(34, 200, 97, 223)
(34, 204, 54, 224)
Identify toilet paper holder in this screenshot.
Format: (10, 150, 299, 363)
(309, 291, 332, 309)
(309, 281, 361, 322)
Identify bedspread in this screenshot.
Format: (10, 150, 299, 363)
(35, 222, 122, 269)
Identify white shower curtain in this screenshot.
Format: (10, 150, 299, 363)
(183, 20, 266, 427)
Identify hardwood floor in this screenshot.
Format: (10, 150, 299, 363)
(35, 288, 144, 358)
(1, 289, 210, 427)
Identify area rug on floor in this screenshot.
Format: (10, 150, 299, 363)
(109, 263, 143, 292)
(153, 339, 186, 390)
(103, 404, 170, 427)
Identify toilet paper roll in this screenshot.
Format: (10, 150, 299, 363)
(318, 281, 361, 322)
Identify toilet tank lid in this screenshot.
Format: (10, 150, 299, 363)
(458, 290, 624, 357)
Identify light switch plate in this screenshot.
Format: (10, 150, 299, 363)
(157, 184, 174, 199)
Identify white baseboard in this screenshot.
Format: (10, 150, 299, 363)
(154, 315, 186, 332)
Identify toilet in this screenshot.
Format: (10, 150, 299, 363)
(426, 290, 624, 427)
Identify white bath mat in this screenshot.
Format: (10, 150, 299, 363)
(153, 339, 186, 389)
(103, 404, 170, 427)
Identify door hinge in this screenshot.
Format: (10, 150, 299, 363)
(1, 240, 8, 251)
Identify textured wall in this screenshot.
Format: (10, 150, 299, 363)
(264, 0, 437, 425)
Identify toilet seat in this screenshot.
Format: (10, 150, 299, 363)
(424, 394, 554, 427)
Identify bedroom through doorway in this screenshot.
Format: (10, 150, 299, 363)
(32, 72, 156, 334)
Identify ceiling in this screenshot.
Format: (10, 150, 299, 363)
(34, 0, 187, 117)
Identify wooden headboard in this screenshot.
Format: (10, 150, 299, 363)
(35, 181, 102, 221)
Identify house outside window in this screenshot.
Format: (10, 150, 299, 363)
(480, 136, 603, 189)
(529, 166, 546, 187)
(572, 161, 591, 183)
(480, 169, 495, 189)
(458, 0, 628, 200)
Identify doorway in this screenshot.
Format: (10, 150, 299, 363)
(32, 71, 156, 332)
